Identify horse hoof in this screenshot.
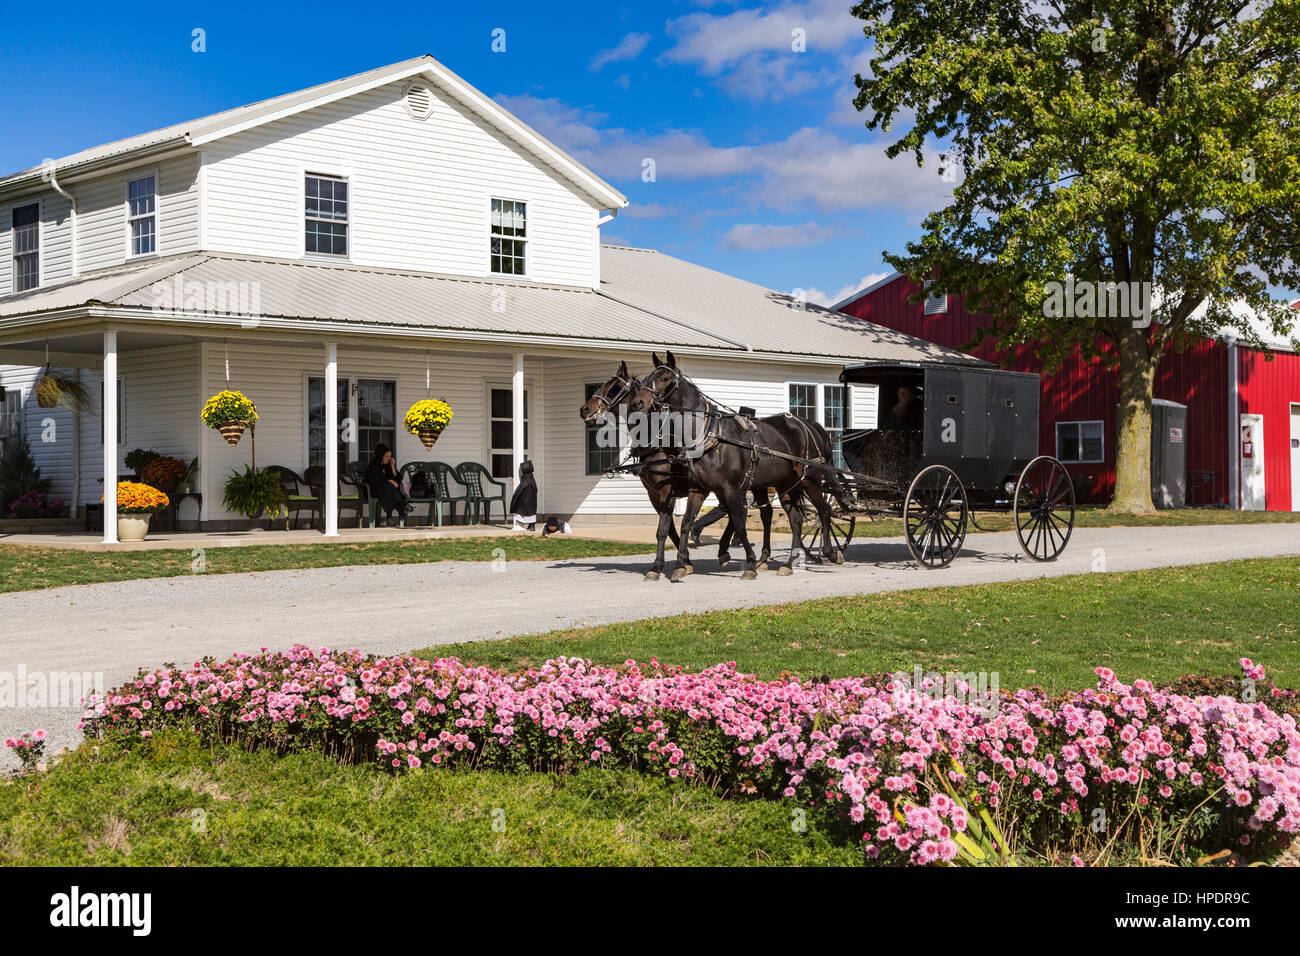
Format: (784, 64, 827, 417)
(718, 555, 730, 568)
(834, 551, 845, 565)
(671, 568, 689, 582)
(644, 571, 660, 582)
(741, 569, 758, 581)
(684, 563, 695, 575)
(777, 565, 793, 576)
(755, 561, 768, 572)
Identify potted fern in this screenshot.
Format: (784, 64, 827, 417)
(222, 465, 286, 526)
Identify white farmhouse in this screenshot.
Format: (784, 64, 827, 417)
(0, 55, 972, 540)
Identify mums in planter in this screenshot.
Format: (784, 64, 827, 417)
(403, 398, 453, 450)
(112, 481, 169, 542)
(201, 390, 259, 447)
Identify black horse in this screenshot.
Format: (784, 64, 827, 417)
(579, 362, 781, 580)
(629, 351, 852, 580)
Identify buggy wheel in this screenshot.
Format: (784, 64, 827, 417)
(904, 465, 968, 568)
(1014, 456, 1075, 561)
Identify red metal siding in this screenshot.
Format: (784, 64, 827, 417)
(1238, 347, 1300, 511)
(842, 278, 1234, 506)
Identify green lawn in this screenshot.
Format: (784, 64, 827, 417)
(418, 557, 1300, 694)
(0, 733, 857, 866)
(0, 536, 655, 594)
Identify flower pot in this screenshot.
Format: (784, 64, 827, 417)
(177, 482, 193, 495)
(117, 514, 152, 542)
(217, 421, 247, 447)
(417, 427, 442, 451)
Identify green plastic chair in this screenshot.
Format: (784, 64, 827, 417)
(455, 461, 508, 524)
(399, 461, 449, 527)
(343, 461, 392, 528)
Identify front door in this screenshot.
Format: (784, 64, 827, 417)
(1241, 413, 1266, 510)
(1290, 404, 1300, 512)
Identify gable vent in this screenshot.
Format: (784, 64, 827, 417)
(922, 279, 947, 315)
(403, 82, 434, 121)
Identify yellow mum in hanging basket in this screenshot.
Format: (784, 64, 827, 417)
(403, 398, 453, 450)
(202, 390, 259, 447)
(109, 481, 170, 515)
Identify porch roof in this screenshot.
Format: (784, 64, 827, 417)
(0, 247, 984, 366)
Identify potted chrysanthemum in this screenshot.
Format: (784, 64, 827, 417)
(201, 390, 259, 446)
(403, 398, 453, 450)
(111, 481, 170, 542)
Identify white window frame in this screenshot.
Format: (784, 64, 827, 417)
(486, 381, 530, 480)
(124, 170, 160, 260)
(8, 198, 43, 294)
(303, 170, 351, 260)
(922, 279, 947, 315)
(1, 388, 22, 438)
(302, 373, 397, 470)
(787, 381, 851, 467)
(488, 196, 528, 278)
(583, 380, 631, 477)
(1055, 420, 1105, 464)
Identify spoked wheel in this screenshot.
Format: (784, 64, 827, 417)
(1014, 455, 1076, 561)
(903, 464, 968, 569)
(795, 500, 855, 563)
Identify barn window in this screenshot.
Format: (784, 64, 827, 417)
(11, 203, 39, 291)
(922, 279, 947, 315)
(490, 199, 526, 275)
(1055, 420, 1104, 464)
(305, 174, 349, 257)
(127, 175, 157, 257)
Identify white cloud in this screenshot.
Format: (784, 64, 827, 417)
(663, 0, 862, 73)
(494, 95, 954, 215)
(622, 202, 677, 219)
(589, 32, 653, 71)
(816, 271, 893, 307)
(720, 221, 841, 251)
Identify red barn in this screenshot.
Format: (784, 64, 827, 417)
(835, 275, 1300, 512)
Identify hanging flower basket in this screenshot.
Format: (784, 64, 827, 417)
(403, 398, 453, 451)
(201, 390, 259, 447)
(33, 365, 93, 412)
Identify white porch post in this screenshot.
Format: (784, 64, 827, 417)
(324, 343, 339, 536)
(101, 330, 118, 544)
(512, 352, 525, 495)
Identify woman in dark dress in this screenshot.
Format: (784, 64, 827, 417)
(509, 459, 537, 531)
(364, 443, 410, 525)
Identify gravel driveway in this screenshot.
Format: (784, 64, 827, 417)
(2, 523, 1296, 768)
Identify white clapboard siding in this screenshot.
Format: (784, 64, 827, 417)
(201, 81, 600, 287)
(1, 364, 85, 507)
(74, 153, 201, 274)
(195, 342, 544, 521)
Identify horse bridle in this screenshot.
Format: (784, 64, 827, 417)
(588, 370, 637, 419)
(636, 364, 684, 413)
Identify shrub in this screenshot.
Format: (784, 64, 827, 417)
(81, 650, 1300, 865)
(8, 490, 68, 519)
(5, 730, 47, 771)
(0, 434, 51, 513)
(123, 448, 162, 474)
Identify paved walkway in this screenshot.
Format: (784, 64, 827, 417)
(2, 523, 1296, 768)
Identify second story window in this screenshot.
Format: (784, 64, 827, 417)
(490, 198, 526, 275)
(11, 203, 39, 291)
(127, 175, 157, 256)
(305, 174, 348, 257)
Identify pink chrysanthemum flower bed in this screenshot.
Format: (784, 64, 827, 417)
(79, 650, 1300, 864)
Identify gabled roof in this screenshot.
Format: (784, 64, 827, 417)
(0, 247, 983, 366)
(0, 55, 627, 209)
(831, 272, 905, 311)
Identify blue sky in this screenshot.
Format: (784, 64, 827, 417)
(0, 0, 954, 305)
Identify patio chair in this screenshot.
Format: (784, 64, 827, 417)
(305, 465, 365, 529)
(343, 461, 389, 528)
(399, 461, 451, 527)
(455, 461, 508, 524)
(265, 466, 319, 530)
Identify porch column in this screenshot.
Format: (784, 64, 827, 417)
(512, 352, 525, 496)
(324, 343, 339, 536)
(102, 330, 118, 544)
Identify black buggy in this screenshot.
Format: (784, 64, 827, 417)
(800, 361, 1076, 569)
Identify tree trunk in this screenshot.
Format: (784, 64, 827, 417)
(1110, 329, 1158, 513)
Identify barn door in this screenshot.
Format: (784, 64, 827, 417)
(1240, 414, 1265, 510)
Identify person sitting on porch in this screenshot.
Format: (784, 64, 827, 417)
(364, 444, 412, 526)
(509, 459, 538, 532)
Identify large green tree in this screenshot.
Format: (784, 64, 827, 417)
(852, 0, 1300, 511)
